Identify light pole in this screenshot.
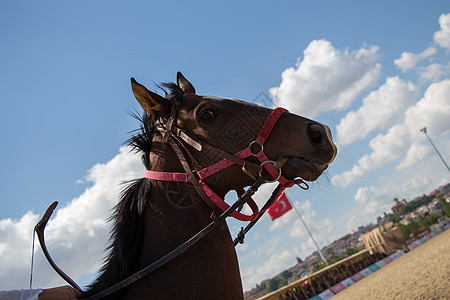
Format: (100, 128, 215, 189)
(420, 127, 450, 173)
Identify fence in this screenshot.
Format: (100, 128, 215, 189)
(256, 246, 393, 300)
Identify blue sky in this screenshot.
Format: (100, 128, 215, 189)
(1, 0, 449, 292)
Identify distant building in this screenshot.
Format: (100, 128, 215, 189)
(391, 198, 406, 215)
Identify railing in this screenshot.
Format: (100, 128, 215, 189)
(256, 247, 384, 300)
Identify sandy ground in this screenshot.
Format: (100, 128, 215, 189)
(332, 229, 450, 300)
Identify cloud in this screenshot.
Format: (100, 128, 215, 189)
(241, 233, 332, 290)
(434, 13, 450, 49)
(0, 212, 40, 289)
(354, 186, 393, 215)
(332, 124, 411, 187)
(248, 236, 284, 260)
(336, 76, 418, 146)
(347, 176, 433, 230)
(394, 47, 436, 72)
(239, 198, 334, 290)
(269, 200, 333, 240)
(269, 39, 381, 118)
(290, 201, 333, 240)
(332, 79, 450, 187)
(239, 181, 279, 216)
(403, 79, 450, 135)
(395, 142, 432, 171)
(418, 62, 450, 82)
(0, 146, 143, 289)
(241, 249, 295, 290)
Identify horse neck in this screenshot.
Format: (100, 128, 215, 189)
(128, 138, 243, 298)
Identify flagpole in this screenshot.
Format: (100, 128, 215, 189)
(292, 204, 328, 265)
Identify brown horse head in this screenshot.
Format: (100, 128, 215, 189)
(82, 72, 337, 299)
(131, 72, 336, 195)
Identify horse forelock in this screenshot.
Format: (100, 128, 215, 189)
(126, 112, 156, 170)
(160, 82, 185, 106)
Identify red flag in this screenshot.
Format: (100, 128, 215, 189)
(268, 193, 292, 220)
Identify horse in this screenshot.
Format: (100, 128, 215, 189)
(79, 72, 337, 299)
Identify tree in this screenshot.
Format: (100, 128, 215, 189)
(266, 279, 279, 292)
(280, 270, 291, 279)
(386, 213, 400, 223)
(416, 214, 428, 229)
(327, 252, 344, 264)
(420, 194, 431, 206)
(406, 221, 420, 234)
(296, 257, 303, 264)
(437, 194, 450, 217)
(277, 277, 289, 289)
(265, 271, 292, 292)
(398, 223, 411, 239)
(345, 247, 359, 257)
(426, 213, 440, 225)
(398, 205, 409, 216)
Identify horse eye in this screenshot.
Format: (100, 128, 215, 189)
(200, 110, 216, 122)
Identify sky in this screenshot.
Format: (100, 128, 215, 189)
(1, 0, 449, 293)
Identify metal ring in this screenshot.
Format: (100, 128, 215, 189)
(297, 181, 309, 190)
(249, 140, 263, 156)
(260, 160, 282, 183)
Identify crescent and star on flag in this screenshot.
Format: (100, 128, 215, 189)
(268, 193, 293, 221)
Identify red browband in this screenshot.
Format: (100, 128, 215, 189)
(145, 107, 305, 221)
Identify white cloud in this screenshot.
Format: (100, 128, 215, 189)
(404, 79, 450, 135)
(418, 62, 450, 82)
(241, 232, 333, 290)
(236, 182, 280, 220)
(348, 176, 433, 229)
(269, 39, 381, 118)
(290, 201, 333, 239)
(395, 142, 432, 171)
(268, 200, 333, 240)
(336, 76, 418, 146)
(241, 249, 295, 290)
(332, 79, 450, 187)
(0, 146, 143, 290)
(0, 212, 40, 289)
(248, 236, 283, 260)
(394, 47, 436, 72)
(434, 13, 450, 49)
(239, 199, 334, 290)
(332, 124, 410, 187)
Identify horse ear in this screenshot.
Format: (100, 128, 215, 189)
(130, 78, 171, 115)
(177, 72, 196, 95)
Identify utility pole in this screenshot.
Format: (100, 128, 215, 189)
(292, 204, 328, 265)
(420, 127, 450, 173)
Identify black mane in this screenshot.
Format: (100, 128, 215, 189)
(83, 83, 184, 299)
(127, 112, 156, 170)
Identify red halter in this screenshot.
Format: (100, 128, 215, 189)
(145, 107, 307, 221)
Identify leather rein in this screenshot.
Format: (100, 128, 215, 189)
(33, 106, 308, 299)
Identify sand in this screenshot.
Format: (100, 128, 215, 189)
(332, 229, 450, 300)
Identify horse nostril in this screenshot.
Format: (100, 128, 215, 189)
(308, 124, 324, 146)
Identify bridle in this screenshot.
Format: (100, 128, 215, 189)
(146, 105, 308, 221)
(33, 105, 309, 299)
